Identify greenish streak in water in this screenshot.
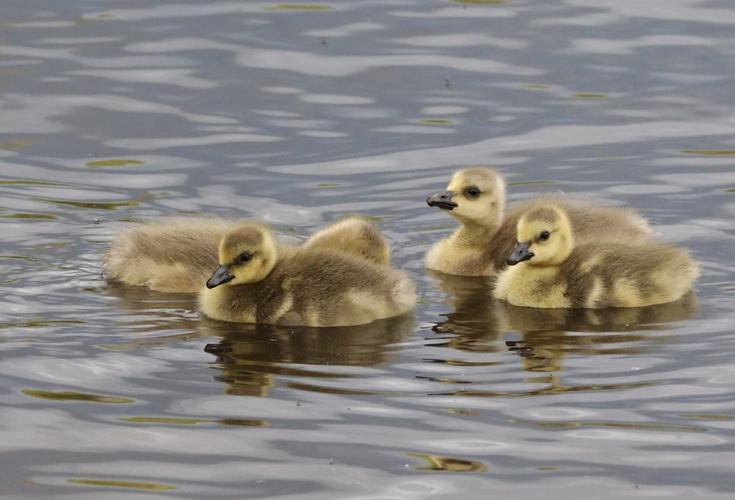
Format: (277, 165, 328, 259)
(679, 413, 735, 421)
(36, 198, 139, 210)
(572, 93, 609, 99)
(0, 319, 86, 329)
(420, 118, 455, 126)
(122, 417, 207, 425)
(511, 418, 707, 432)
(67, 479, 176, 490)
(122, 416, 270, 427)
(86, 159, 144, 168)
(23, 389, 135, 404)
(0, 255, 41, 262)
(520, 83, 549, 89)
(408, 452, 488, 472)
(268, 3, 333, 11)
(681, 150, 735, 155)
(219, 418, 271, 427)
(0, 179, 67, 186)
(0, 213, 58, 220)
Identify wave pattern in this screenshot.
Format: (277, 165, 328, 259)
(1, 0, 735, 497)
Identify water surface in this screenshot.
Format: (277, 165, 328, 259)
(2, 0, 735, 498)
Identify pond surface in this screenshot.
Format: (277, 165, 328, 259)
(2, 0, 735, 498)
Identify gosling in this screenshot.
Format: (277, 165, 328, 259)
(302, 216, 391, 266)
(425, 167, 651, 276)
(493, 204, 699, 309)
(198, 222, 416, 326)
(104, 217, 230, 293)
(105, 216, 391, 293)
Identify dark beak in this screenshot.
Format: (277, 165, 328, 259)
(206, 264, 235, 289)
(507, 242, 534, 265)
(426, 190, 458, 210)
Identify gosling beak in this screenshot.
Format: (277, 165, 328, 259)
(426, 190, 458, 210)
(206, 264, 235, 289)
(507, 242, 534, 266)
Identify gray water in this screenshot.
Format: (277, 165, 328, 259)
(2, 0, 735, 498)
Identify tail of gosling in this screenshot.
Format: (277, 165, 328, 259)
(104, 228, 139, 283)
(391, 271, 417, 316)
(676, 249, 700, 297)
(656, 247, 700, 304)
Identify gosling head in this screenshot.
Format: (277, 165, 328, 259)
(426, 167, 506, 228)
(507, 205, 574, 267)
(206, 223, 278, 289)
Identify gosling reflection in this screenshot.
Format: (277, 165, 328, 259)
(429, 271, 502, 352)
(202, 314, 415, 397)
(495, 292, 699, 332)
(430, 271, 698, 373)
(498, 293, 698, 373)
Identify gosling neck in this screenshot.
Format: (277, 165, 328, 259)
(451, 218, 500, 248)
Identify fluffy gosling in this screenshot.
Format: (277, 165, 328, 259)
(493, 204, 698, 308)
(105, 216, 391, 292)
(199, 223, 415, 326)
(104, 217, 231, 293)
(425, 167, 651, 276)
(302, 216, 391, 266)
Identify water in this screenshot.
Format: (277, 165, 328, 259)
(2, 0, 735, 497)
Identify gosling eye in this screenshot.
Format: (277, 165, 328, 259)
(238, 251, 253, 263)
(538, 230, 551, 242)
(465, 186, 481, 198)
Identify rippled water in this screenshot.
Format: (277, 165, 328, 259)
(2, 0, 735, 498)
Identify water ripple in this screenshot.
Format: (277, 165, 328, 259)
(2, 0, 735, 497)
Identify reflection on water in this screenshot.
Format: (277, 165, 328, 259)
(2, 0, 735, 497)
(429, 271, 699, 389)
(203, 315, 415, 397)
(431, 271, 697, 365)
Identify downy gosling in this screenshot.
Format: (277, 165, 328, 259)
(425, 167, 651, 276)
(199, 223, 416, 326)
(105, 216, 391, 293)
(493, 204, 699, 309)
(302, 216, 391, 266)
(105, 217, 229, 293)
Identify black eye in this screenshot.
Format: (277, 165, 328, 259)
(238, 252, 252, 263)
(465, 186, 481, 198)
(538, 231, 551, 241)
